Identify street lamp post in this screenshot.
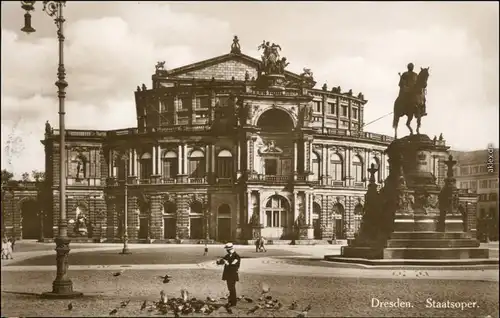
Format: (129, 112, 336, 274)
(119, 153, 131, 254)
(20, 0, 82, 298)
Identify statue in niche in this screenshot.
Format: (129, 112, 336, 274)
(75, 155, 86, 180)
(45, 120, 51, 135)
(73, 206, 88, 236)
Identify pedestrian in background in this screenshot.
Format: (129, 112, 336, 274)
(255, 237, 260, 252)
(216, 242, 241, 307)
(259, 236, 267, 252)
(2, 238, 13, 259)
(203, 242, 209, 256)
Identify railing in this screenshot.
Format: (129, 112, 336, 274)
(354, 182, 365, 188)
(160, 178, 176, 184)
(331, 180, 344, 187)
(313, 128, 394, 143)
(188, 177, 206, 184)
(248, 174, 292, 183)
(51, 129, 107, 137)
(216, 178, 233, 185)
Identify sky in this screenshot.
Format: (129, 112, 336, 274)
(1, 1, 499, 178)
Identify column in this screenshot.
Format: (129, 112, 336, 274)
(364, 149, 369, 184)
(205, 145, 210, 174)
(152, 145, 157, 175)
(128, 149, 133, 176)
(237, 141, 241, 171)
(325, 146, 330, 177)
(309, 140, 313, 173)
(211, 145, 216, 173)
(304, 140, 308, 172)
(247, 190, 252, 223)
(108, 149, 113, 177)
(305, 192, 310, 225)
(321, 145, 326, 182)
(346, 147, 351, 186)
(157, 145, 162, 176)
(293, 140, 298, 173)
(135, 149, 140, 179)
(293, 192, 298, 220)
(183, 144, 188, 175)
(177, 144, 182, 175)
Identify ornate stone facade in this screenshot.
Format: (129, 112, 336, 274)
(3, 37, 459, 242)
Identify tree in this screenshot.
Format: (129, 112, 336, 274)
(22, 172, 30, 182)
(1, 169, 14, 185)
(32, 170, 45, 182)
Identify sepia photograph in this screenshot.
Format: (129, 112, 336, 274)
(1, 1, 498, 317)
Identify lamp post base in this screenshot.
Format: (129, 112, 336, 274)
(120, 248, 132, 255)
(41, 237, 83, 299)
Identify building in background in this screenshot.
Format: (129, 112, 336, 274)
(3, 37, 455, 243)
(451, 148, 499, 241)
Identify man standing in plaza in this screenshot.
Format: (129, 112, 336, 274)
(216, 242, 241, 307)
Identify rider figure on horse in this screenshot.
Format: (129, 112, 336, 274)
(399, 63, 427, 116)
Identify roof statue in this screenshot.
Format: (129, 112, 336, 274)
(257, 40, 288, 75)
(230, 36, 241, 54)
(392, 63, 430, 138)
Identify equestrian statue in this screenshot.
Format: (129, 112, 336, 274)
(392, 62, 430, 139)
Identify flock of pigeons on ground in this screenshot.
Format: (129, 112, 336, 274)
(65, 270, 313, 317)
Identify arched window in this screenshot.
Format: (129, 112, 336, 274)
(140, 152, 152, 180)
(352, 155, 363, 182)
(162, 201, 176, 214)
(190, 201, 203, 214)
(369, 157, 380, 182)
(265, 195, 288, 228)
(188, 150, 206, 178)
(162, 151, 178, 180)
(330, 153, 343, 181)
(217, 150, 233, 179)
(311, 152, 321, 181)
(218, 204, 231, 216)
(354, 203, 363, 235)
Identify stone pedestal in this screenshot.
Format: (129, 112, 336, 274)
(337, 134, 491, 264)
(261, 74, 286, 91)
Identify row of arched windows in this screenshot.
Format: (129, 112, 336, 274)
(311, 153, 382, 182)
(117, 149, 234, 180)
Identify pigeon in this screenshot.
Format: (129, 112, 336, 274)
(265, 295, 273, 301)
(275, 302, 283, 310)
(112, 270, 125, 277)
(109, 308, 118, 315)
(303, 304, 312, 312)
(289, 301, 298, 310)
(247, 304, 261, 314)
(206, 297, 216, 302)
(244, 296, 254, 303)
(158, 274, 172, 283)
(140, 300, 147, 311)
(160, 290, 167, 304)
(180, 289, 189, 302)
(261, 282, 270, 294)
(67, 303, 73, 311)
(297, 311, 308, 318)
(120, 300, 131, 308)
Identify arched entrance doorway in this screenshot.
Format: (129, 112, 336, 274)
(313, 202, 321, 239)
(189, 201, 204, 239)
(263, 195, 291, 239)
(333, 203, 345, 239)
(162, 201, 177, 239)
(21, 200, 40, 239)
(217, 204, 231, 242)
(353, 203, 363, 235)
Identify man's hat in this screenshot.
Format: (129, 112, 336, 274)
(224, 242, 234, 249)
(407, 63, 414, 68)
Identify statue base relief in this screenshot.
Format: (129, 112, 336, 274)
(259, 73, 286, 91)
(331, 133, 493, 265)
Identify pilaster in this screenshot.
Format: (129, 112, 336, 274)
(150, 194, 162, 239)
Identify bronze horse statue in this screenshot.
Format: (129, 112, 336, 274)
(392, 67, 430, 138)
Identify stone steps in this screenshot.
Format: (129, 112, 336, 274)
(390, 232, 472, 240)
(386, 239, 480, 248)
(383, 247, 490, 259)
